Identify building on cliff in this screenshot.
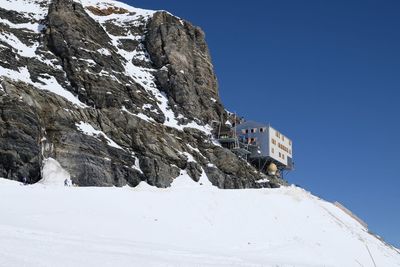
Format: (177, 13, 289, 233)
(235, 121, 294, 172)
(215, 119, 294, 175)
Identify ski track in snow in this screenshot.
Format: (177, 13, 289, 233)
(0, 178, 399, 267)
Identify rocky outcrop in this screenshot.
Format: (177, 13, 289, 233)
(145, 12, 225, 123)
(0, 83, 42, 183)
(0, 0, 283, 188)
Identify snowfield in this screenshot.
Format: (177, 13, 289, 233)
(1, 177, 399, 267)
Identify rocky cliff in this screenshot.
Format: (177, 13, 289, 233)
(0, 0, 280, 188)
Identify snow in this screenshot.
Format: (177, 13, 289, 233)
(121, 105, 155, 123)
(75, 121, 123, 150)
(0, 0, 48, 21)
(131, 153, 143, 174)
(0, 17, 42, 33)
(79, 0, 156, 22)
(97, 48, 111, 56)
(186, 143, 204, 157)
(256, 178, 270, 183)
(181, 151, 196, 163)
(39, 158, 71, 187)
(0, 178, 399, 267)
(0, 31, 38, 58)
(0, 65, 87, 107)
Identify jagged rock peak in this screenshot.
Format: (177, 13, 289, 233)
(0, 0, 282, 188)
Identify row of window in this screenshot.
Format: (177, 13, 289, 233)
(241, 127, 267, 134)
(272, 138, 292, 151)
(245, 137, 257, 144)
(278, 143, 290, 153)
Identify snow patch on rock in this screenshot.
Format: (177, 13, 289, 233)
(39, 158, 71, 186)
(76, 121, 123, 150)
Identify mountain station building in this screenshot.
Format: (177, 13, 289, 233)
(235, 121, 294, 171)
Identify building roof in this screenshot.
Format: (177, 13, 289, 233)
(236, 120, 268, 130)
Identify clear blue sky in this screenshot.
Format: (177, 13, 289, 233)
(126, 0, 400, 248)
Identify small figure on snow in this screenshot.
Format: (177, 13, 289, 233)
(22, 176, 28, 185)
(64, 178, 70, 187)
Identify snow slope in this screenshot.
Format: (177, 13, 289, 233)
(0, 178, 399, 267)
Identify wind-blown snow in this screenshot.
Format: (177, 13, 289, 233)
(0, 177, 399, 267)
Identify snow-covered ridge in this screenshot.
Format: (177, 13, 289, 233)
(0, 178, 399, 266)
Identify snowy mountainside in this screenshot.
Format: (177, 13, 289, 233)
(0, 0, 273, 188)
(1, 1, 400, 265)
(1, 177, 399, 267)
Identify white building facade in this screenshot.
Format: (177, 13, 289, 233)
(236, 121, 293, 170)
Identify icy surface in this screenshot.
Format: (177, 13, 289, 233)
(0, 178, 399, 267)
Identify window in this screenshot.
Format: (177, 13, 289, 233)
(279, 152, 281, 158)
(260, 128, 264, 133)
(282, 154, 285, 160)
(245, 129, 249, 134)
(251, 128, 254, 133)
(271, 148, 274, 153)
(282, 136, 285, 141)
(272, 139, 276, 145)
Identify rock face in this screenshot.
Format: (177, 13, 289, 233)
(145, 12, 225, 123)
(0, 0, 281, 188)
